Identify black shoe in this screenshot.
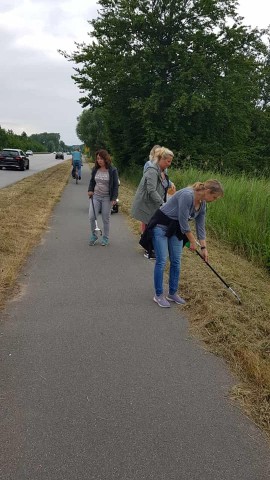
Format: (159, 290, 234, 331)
(79, 176, 81, 180)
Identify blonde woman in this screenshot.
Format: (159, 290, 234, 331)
(131, 147, 174, 258)
(144, 144, 176, 193)
(143, 144, 161, 173)
(149, 180, 224, 307)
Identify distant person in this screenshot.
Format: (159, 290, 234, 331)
(71, 148, 82, 179)
(145, 180, 224, 308)
(143, 144, 161, 173)
(131, 146, 174, 258)
(88, 149, 119, 246)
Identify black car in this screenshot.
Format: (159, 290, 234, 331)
(0, 149, 30, 171)
(55, 152, 64, 159)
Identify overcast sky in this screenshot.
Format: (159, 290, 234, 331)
(0, 0, 269, 146)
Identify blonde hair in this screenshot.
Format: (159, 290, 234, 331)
(149, 144, 161, 161)
(153, 146, 174, 164)
(191, 179, 224, 196)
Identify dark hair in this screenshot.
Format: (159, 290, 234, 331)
(95, 149, 111, 169)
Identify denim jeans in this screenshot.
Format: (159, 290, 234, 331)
(152, 226, 183, 296)
(72, 163, 81, 177)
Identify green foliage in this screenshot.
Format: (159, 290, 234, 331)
(123, 162, 270, 269)
(0, 127, 77, 153)
(29, 132, 61, 152)
(76, 108, 108, 154)
(62, 0, 270, 175)
(0, 127, 46, 152)
(170, 167, 270, 269)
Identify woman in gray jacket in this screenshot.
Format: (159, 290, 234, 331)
(131, 146, 174, 231)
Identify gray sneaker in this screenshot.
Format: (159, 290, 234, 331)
(153, 295, 171, 308)
(166, 293, 186, 305)
(89, 233, 98, 246)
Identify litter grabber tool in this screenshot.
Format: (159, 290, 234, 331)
(91, 196, 102, 236)
(186, 240, 241, 304)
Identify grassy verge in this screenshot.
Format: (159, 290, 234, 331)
(119, 179, 270, 436)
(123, 166, 270, 269)
(0, 162, 70, 309)
(171, 168, 270, 270)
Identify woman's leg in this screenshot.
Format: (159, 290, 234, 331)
(152, 226, 169, 296)
(168, 236, 183, 295)
(89, 196, 101, 234)
(100, 196, 111, 238)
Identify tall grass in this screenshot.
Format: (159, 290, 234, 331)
(170, 168, 270, 270)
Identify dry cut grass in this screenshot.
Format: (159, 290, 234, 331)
(120, 179, 270, 436)
(0, 162, 70, 309)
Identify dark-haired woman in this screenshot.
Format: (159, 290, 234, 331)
(88, 149, 119, 246)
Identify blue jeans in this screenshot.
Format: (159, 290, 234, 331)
(152, 226, 183, 296)
(72, 162, 81, 177)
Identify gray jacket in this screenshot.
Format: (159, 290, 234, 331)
(131, 164, 165, 224)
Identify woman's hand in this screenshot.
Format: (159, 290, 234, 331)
(170, 182, 176, 194)
(111, 200, 116, 205)
(88, 191, 93, 198)
(200, 248, 209, 262)
(167, 182, 176, 196)
(189, 242, 197, 252)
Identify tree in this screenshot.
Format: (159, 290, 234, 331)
(61, 0, 268, 173)
(30, 132, 61, 152)
(0, 126, 46, 152)
(76, 108, 108, 154)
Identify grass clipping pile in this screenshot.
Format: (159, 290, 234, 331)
(0, 162, 70, 309)
(120, 180, 270, 436)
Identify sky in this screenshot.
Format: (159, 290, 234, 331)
(0, 1, 269, 146)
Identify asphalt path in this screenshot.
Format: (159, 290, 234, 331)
(1, 169, 270, 480)
(0, 153, 69, 188)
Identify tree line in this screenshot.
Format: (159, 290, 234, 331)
(0, 127, 46, 153)
(0, 127, 76, 153)
(62, 0, 270, 176)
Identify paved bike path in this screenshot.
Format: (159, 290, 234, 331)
(1, 172, 270, 480)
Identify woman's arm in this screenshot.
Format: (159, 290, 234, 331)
(195, 206, 208, 260)
(176, 191, 198, 250)
(88, 168, 96, 197)
(111, 168, 119, 201)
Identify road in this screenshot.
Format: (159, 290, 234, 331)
(0, 171, 270, 479)
(0, 153, 70, 188)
